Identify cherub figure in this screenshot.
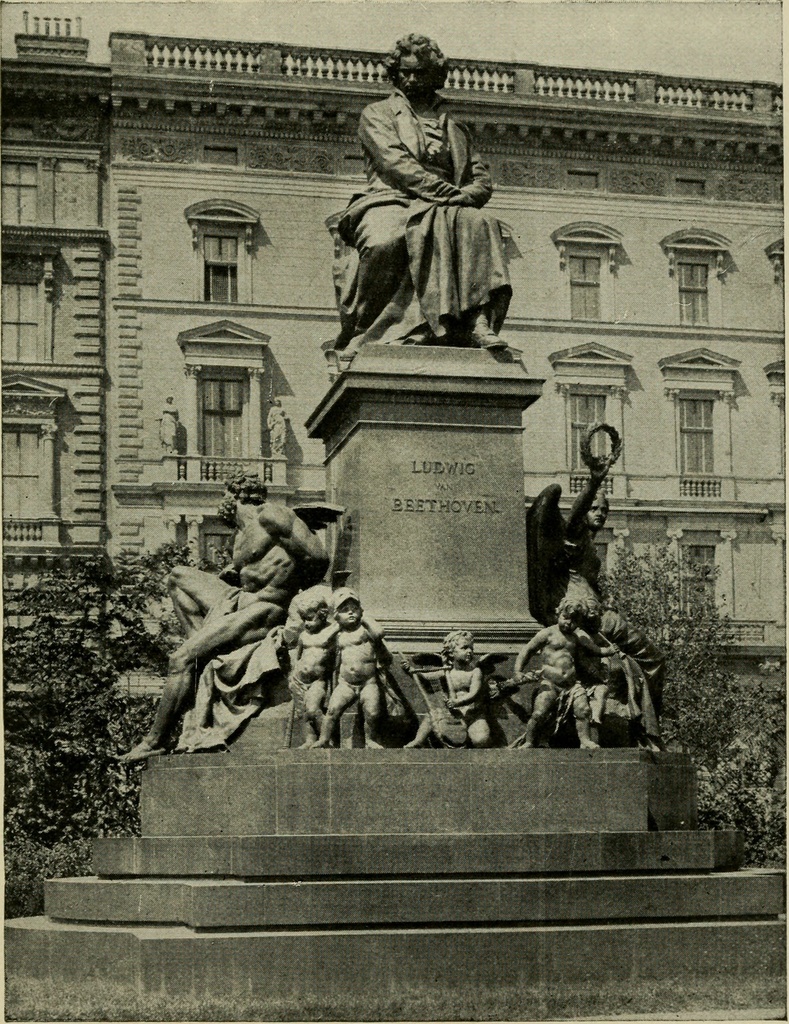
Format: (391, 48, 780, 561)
(512, 597, 619, 750)
(402, 630, 503, 748)
(313, 588, 391, 749)
(287, 588, 336, 748)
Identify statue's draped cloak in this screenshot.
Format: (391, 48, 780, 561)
(334, 91, 511, 350)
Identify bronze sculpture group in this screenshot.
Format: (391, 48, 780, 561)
(121, 33, 666, 762)
(122, 442, 665, 758)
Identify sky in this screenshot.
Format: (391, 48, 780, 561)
(0, 0, 783, 83)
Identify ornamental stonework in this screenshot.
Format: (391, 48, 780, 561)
(2, 255, 44, 284)
(715, 174, 776, 204)
(497, 159, 560, 189)
(120, 135, 196, 162)
(247, 142, 337, 175)
(609, 167, 666, 196)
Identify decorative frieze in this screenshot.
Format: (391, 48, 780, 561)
(120, 135, 196, 162)
(608, 167, 666, 195)
(247, 141, 337, 174)
(715, 174, 776, 204)
(498, 159, 560, 189)
(2, 254, 44, 284)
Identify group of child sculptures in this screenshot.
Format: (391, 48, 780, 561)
(121, 423, 664, 761)
(287, 585, 623, 751)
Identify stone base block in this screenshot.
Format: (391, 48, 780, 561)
(6, 916, 784, 999)
(139, 748, 698, 837)
(92, 829, 744, 878)
(45, 870, 783, 929)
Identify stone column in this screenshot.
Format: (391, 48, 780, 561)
(770, 526, 786, 624)
(771, 392, 785, 476)
(185, 514, 203, 560)
(555, 383, 572, 470)
(719, 391, 736, 477)
(248, 368, 263, 458)
(183, 364, 201, 457)
(609, 387, 627, 473)
(163, 515, 180, 544)
(39, 423, 58, 516)
(664, 389, 681, 478)
(717, 529, 737, 614)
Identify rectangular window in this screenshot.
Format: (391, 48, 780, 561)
(678, 262, 708, 325)
(569, 255, 601, 320)
(680, 398, 714, 474)
(2, 282, 40, 362)
(2, 429, 40, 517)
(200, 377, 243, 458)
(203, 235, 238, 303)
(201, 521, 235, 565)
(675, 177, 706, 198)
(594, 541, 608, 575)
(570, 392, 607, 470)
(203, 146, 238, 165)
(567, 169, 599, 190)
(1, 162, 37, 224)
(683, 544, 716, 607)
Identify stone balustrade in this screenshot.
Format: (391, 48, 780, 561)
(3, 518, 60, 545)
(534, 70, 634, 102)
(115, 34, 779, 115)
(679, 476, 722, 498)
(727, 620, 767, 644)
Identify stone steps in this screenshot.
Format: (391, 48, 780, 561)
(93, 829, 744, 877)
(6, 916, 784, 998)
(45, 870, 784, 929)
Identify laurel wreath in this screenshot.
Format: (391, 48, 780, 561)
(580, 422, 623, 474)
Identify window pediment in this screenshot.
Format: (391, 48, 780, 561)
(660, 230, 732, 278)
(3, 374, 66, 418)
(549, 342, 632, 389)
(659, 348, 740, 394)
(184, 200, 260, 252)
(552, 222, 623, 272)
(177, 320, 269, 369)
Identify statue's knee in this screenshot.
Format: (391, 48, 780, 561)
(532, 692, 556, 719)
(167, 565, 188, 591)
(573, 697, 592, 720)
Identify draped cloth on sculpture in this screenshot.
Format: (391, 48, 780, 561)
(176, 588, 285, 753)
(333, 91, 511, 351)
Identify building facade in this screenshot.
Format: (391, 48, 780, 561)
(2, 24, 784, 666)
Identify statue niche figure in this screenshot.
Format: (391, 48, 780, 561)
(267, 398, 288, 458)
(332, 33, 511, 356)
(526, 424, 664, 750)
(121, 474, 343, 761)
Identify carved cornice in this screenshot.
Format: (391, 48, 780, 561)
(2, 225, 111, 251)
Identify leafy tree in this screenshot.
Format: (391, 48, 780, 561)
(4, 546, 195, 914)
(602, 545, 785, 865)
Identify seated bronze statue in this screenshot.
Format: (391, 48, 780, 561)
(332, 33, 511, 356)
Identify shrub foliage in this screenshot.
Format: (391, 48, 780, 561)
(602, 545, 785, 865)
(4, 546, 191, 916)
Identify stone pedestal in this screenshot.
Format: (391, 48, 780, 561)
(6, 750, 785, 1001)
(305, 345, 543, 647)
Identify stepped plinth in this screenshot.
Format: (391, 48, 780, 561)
(6, 749, 785, 999)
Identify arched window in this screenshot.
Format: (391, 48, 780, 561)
(184, 201, 260, 304)
(551, 222, 624, 322)
(660, 230, 732, 327)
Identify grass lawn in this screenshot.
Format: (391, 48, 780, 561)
(5, 975, 786, 1022)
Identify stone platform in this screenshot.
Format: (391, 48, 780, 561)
(6, 750, 785, 999)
